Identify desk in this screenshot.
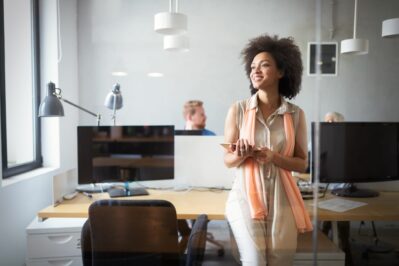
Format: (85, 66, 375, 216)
(38, 189, 229, 221)
(38, 189, 399, 222)
(38, 189, 399, 263)
(306, 191, 399, 221)
(305, 191, 399, 245)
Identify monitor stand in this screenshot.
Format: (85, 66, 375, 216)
(331, 183, 379, 198)
(108, 182, 149, 198)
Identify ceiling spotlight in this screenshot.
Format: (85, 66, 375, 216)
(147, 72, 164, 78)
(111, 71, 128, 77)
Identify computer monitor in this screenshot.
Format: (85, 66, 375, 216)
(311, 122, 399, 197)
(77, 125, 174, 197)
(174, 129, 203, 136)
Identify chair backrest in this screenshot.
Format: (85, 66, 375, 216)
(81, 219, 92, 266)
(85, 199, 180, 266)
(186, 214, 208, 266)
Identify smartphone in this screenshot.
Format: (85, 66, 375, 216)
(220, 143, 262, 151)
(220, 143, 236, 150)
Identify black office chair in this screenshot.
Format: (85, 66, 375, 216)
(81, 199, 208, 266)
(178, 220, 224, 257)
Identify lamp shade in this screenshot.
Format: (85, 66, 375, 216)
(104, 83, 123, 110)
(163, 35, 189, 52)
(38, 82, 64, 117)
(154, 12, 187, 35)
(340, 38, 369, 55)
(382, 18, 399, 38)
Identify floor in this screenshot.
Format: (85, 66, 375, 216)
(349, 226, 399, 266)
(202, 221, 399, 266)
(203, 220, 237, 266)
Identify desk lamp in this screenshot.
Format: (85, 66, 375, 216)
(104, 83, 123, 126)
(38, 82, 102, 125)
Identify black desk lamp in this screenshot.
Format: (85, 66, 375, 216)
(38, 82, 102, 126)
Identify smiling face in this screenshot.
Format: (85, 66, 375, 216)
(250, 52, 283, 91)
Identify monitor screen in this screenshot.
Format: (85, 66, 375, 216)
(311, 122, 399, 183)
(78, 125, 174, 185)
(174, 129, 203, 136)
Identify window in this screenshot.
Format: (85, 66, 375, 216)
(1, 0, 42, 178)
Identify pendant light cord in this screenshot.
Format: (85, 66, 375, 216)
(169, 0, 179, 13)
(353, 0, 358, 39)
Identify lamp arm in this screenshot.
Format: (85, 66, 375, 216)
(61, 98, 101, 126)
(112, 97, 117, 126)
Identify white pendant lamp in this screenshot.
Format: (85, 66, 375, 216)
(154, 0, 187, 35)
(341, 0, 369, 55)
(382, 18, 399, 38)
(164, 35, 189, 52)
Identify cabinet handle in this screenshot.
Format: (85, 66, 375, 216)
(47, 235, 73, 244)
(47, 259, 74, 266)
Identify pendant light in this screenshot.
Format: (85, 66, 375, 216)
(340, 0, 369, 55)
(163, 35, 189, 52)
(382, 18, 399, 38)
(154, 0, 187, 35)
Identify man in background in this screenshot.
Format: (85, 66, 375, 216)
(183, 100, 216, 135)
(178, 100, 218, 253)
(324, 111, 344, 123)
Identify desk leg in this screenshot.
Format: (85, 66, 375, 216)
(332, 221, 339, 246)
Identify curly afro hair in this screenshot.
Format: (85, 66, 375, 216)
(241, 34, 303, 99)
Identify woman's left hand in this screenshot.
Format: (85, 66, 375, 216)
(253, 147, 274, 164)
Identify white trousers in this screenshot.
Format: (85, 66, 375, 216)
(226, 186, 298, 266)
(226, 191, 267, 266)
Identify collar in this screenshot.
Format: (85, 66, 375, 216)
(247, 92, 295, 114)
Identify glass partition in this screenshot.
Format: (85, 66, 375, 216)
(74, 0, 399, 264)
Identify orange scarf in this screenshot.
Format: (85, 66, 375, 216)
(241, 108, 313, 233)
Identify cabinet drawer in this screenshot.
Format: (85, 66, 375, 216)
(27, 256, 82, 266)
(27, 232, 81, 258)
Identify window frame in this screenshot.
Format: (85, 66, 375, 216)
(1, 0, 42, 178)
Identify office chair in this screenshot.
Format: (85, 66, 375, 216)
(206, 231, 225, 256)
(361, 221, 394, 255)
(178, 220, 224, 257)
(81, 199, 208, 266)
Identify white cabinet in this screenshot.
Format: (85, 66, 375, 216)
(26, 217, 87, 266)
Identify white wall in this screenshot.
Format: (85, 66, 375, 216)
(77, 0, 399, 190)
(0, 0, 79, 265)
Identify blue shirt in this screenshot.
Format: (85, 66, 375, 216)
(201, 129, 216, 136)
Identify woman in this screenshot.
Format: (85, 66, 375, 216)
(224, 34, 312, 266)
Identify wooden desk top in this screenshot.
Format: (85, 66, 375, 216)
(305, 191, 399, 221)
(38, 189, 229, 221)
(38, 189, 399, 222)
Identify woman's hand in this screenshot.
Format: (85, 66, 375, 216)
(234, 139, 254, 158)
(253, 147, 275, 164)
